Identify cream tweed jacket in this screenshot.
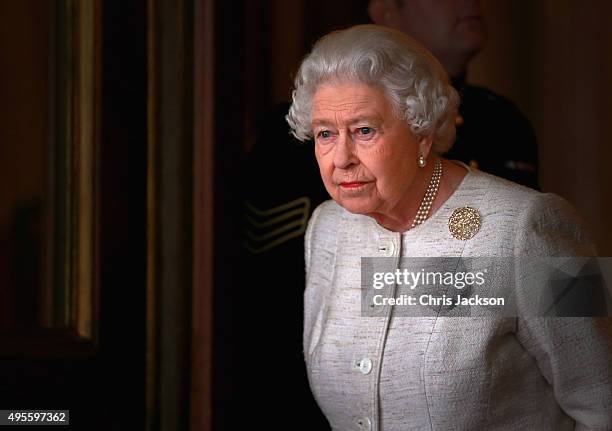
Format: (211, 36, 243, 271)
(304, 168, 612, 431)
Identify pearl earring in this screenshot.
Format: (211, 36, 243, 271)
(418, 155, 427, 168)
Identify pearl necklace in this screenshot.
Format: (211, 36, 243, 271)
(411, 159, 442, 229)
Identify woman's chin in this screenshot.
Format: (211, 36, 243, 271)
(334, 197, 376, 215)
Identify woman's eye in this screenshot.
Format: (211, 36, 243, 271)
(317, 130, 332, 139)
(356, 127, 375, 139)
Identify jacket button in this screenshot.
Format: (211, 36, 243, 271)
(356, 358, 372, 375)
(378, 241, 395, 256)
(357, 416, 372, 430)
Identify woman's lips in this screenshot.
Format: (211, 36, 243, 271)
(339, 181, 370, 189)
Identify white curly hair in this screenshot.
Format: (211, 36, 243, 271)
(286, 24, 460, 154)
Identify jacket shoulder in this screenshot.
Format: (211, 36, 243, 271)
(462, 84, 536, 135)
(464, 84, 526, 113)
(514, 191, 595, 256)
(461, 170, 594, 256)
(305, 200, 344, 263)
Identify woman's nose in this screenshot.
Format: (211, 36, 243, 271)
(333, 133, 358, 169)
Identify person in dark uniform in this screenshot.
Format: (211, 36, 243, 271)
(445, 74, 538, 188)
(238, 105, 330, 429)
(239, 1, 538, 428)
(367, 0, 539, 188)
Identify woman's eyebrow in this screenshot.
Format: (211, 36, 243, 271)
(311, 114, 382, 128)
(311, 118, 335, 128)
(347, 115, 381, 125)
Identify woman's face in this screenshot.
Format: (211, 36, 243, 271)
(311, 81, 427, 218)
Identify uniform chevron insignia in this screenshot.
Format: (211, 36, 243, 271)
(243, 197, 311, 254)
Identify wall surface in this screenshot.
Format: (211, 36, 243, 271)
(0, 0, 48, 239)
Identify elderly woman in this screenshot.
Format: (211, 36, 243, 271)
(286, 25, 611, 430)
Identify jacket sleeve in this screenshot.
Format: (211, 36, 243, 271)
(303, 202, 330, 359)
(304, 203, 322, 288)
(513, 193, 612, 430)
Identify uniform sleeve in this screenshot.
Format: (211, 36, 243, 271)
(513, 193, 612, 429)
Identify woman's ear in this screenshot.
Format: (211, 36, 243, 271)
(419, 133, 435, 160)
(368, 0, 399, 27)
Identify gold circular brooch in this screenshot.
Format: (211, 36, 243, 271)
(448, 206, 481, 240)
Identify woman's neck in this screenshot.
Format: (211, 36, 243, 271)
(370, 158, 468, 233)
